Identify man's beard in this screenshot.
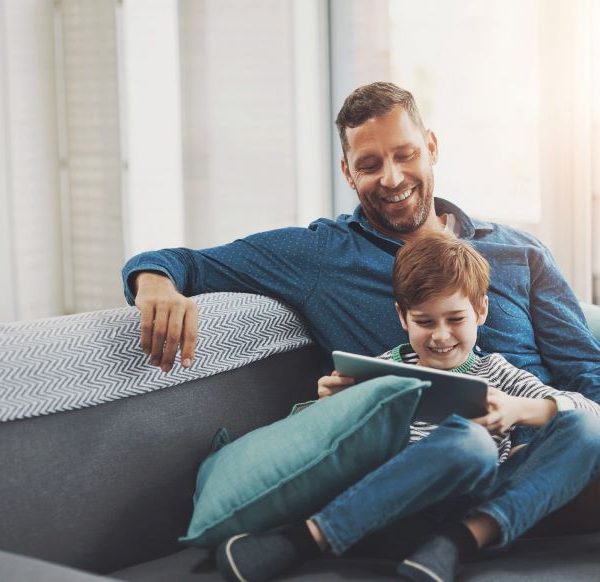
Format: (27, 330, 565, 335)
(373, 186, 433, 234)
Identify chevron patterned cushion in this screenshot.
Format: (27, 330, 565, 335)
(180, 375, 425, 548)
(0, 293, 313, 422)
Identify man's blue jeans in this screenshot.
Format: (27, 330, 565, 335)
(312, 411, 600, 555)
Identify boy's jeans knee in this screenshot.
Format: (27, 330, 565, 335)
(312, 415, 497, 555)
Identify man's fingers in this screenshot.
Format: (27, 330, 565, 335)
(139, 303, 155, 355)
(149, 308, 169, 366)
(180, 301, 198, 368)
(160, 305, 186, 372)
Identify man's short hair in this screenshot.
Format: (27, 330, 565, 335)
(393, 231, 490, 314)
(336, 82, 426, 155)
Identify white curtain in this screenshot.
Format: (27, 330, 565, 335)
(55, 0, 124, 314)
(0, 0, 63, 322)
(0, 0, 331, 322)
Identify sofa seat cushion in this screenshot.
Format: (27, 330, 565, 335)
(111, 532, 600, 581)
(111, 548, 400, 581)
(0, 550, 118, 582)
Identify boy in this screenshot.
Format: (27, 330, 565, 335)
(217, 232, 600, 582)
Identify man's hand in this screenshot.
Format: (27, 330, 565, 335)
(134, 272, 198, 373)
(317, 370, 356, 399)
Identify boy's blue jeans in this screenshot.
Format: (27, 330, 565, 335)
(312, 411, 600, 555)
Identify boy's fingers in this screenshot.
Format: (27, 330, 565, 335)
(318, 386, 336, 398)
(332, 370, 355, 382)
(472, 412, 500, 427)
(337, 376, 355, 385)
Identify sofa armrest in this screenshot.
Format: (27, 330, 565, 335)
(581, 301, 600, 341)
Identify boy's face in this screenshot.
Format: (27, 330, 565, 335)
(397, 291, 488, 370)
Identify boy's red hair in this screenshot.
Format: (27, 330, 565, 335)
(393, 231, 490, 314)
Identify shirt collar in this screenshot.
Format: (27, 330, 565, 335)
(391, 343, 479, 374)
(347, 197, 494, 241)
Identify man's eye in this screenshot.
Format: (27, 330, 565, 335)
(358, 165, 378, 173)
(397, 152, 417, 162)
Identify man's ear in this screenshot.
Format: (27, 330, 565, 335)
(476, 295, 489, 326)
(427, 130, 438, 165)
(341, 157, 356, 190)
(395, 302, 408, 330)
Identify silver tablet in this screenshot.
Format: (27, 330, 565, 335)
(332, 350, 488, 423)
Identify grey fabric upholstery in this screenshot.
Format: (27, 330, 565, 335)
(112, 533, 600, 581)
(0, 549, 118, 582)
(0, 347, 321, 574)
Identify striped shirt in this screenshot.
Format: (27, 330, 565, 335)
(383, 344, 600, 464)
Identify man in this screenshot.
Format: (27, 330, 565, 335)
(123, 81, 600, 536)
(122, 82, 600, 408)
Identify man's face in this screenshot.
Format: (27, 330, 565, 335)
(341, 107, 438, 238)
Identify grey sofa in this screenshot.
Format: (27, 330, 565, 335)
(1, 293, 600, 581)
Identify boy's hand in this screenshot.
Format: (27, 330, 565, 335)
(317, 370, 356, 399)
(472, 387, 522, 435)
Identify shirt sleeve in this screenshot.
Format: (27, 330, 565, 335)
(489, 354, 600, 416)
(121, 225, 327, 309)
(527, 242, 600, 404)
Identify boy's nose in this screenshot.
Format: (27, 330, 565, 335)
(432, 327, 451, 341)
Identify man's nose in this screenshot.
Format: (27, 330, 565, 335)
(380, 160, 404, 189)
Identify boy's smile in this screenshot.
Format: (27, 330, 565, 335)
(398, 291, 488, 370)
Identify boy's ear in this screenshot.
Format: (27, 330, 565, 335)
(395, 303, 408, 331)
(476, 295, 489, 325)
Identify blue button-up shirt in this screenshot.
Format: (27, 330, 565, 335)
(122, 198, 600, 402)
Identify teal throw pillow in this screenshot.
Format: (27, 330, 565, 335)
(180, 375, 427, 548)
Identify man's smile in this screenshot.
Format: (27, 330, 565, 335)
(382, 186, 416, 204)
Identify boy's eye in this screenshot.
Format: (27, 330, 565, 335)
(414, 320, 433, 326)
(448, 317, 465, 323)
